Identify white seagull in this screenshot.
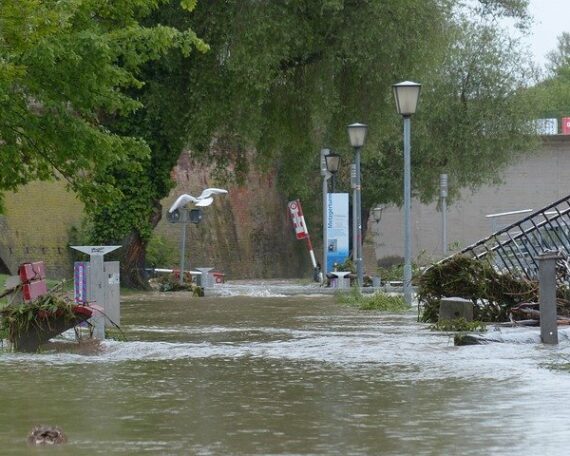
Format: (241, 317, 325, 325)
(168, 188, 228, 213)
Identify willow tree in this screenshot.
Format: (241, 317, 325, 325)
(84, 0, 535, 286)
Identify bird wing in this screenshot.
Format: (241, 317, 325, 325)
(197, 187, 228, 200)
(195, 197, 214, 207)
(168, 194, 198, 212)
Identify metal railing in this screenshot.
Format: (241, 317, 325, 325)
(457, 194, 570, 281)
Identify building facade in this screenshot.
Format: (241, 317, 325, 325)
(371, 136, 570, 267)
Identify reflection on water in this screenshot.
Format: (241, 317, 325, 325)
(2, 293, 570, 455)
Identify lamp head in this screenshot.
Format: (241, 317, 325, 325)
(324, 151, 341, 174)
(371, 205, 385, 223)
(347, 123, 368, 148)
(392, 81, 421, 117)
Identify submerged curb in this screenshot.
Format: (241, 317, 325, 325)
(202, 283, 410, 297)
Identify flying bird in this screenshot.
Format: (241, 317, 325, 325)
(168, 188, 228, 213)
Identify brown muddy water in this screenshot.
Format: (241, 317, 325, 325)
(1, 292, 570, 455)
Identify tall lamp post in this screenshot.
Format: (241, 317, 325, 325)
(440, 173, 448, 256)
(393, 80, 421, 305)
(347, 122, 368, 287)
(321, 149, 341, 278)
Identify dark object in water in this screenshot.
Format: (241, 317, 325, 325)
(27, 425, 67, 445)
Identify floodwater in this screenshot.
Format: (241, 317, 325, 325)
(2, 291, 570, 455)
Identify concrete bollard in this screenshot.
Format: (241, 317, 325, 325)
(330, 271, 350, 289)
(538, 252, 560, 345)
(439, 297, 473, 321)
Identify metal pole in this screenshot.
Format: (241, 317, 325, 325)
(321, 149, 329, 278)
(179, 215, 187, 285)
(538, 252, 560, 344)
(440, 173, 448, 256)
(355, 147, 363, 287)
(351, 163, 357, 272)
(403, 116, 412, 305)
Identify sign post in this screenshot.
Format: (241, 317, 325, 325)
(326, 193, 350, 272)
(287, 200, 321, 281)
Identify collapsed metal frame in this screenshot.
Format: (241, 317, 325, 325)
(458, 194, 570, 281)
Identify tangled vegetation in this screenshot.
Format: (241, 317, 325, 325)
(337, 288, 410, 312)
(417, 254, 570, 323)
(152, 274, 204, 296)
(0, 286, 81, 342)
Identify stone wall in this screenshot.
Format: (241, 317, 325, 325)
(152, 152, 310, 279)
(0, 180, 84, 277)
(0, 157, 312, 280)
(4, 135, 568, 279)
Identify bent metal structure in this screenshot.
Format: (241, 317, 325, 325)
(454, 194, 570, 282)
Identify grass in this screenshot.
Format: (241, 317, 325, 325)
(336, 288, 410, 312)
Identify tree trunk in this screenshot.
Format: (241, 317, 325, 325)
(120, 200, 163, 290)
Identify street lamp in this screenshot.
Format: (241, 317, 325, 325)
(167, 207, 203, 285)
(393, 80, 421, 305)
(371, 205, 384, 224)
(321, 148, 331, 280)
(440, 173, 448, 256)
(325, 151, 341, 192)
(347, 122, 368, 287)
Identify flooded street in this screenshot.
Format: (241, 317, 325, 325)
(2, 292, 570, 455)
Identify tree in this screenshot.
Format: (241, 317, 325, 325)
(89, 0, 538, 286)
(0, 0, 206, 212)
(2, 0, 535, 286)
(546, 32, 570, 77)
(526, 32, 570, 127)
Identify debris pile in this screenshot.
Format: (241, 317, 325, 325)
(418, 255, 570, 324)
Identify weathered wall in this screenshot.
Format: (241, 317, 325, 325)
(0, 156, 311, 280)
(0, 180, 84, 277)
(155, 152, 309, 279)
(372, 135, 570, 265)
(4, 136, 568, 279)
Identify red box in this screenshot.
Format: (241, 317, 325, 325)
(19, 262, 46, 283)
(562, 117, 570, 135)
(23, 280, 48, 301)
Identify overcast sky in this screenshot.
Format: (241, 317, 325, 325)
(525, 0, 569, 68)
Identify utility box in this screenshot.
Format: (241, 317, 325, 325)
(104, 261, 120, 326)
(562, 117, 570, 135)
(71, 246, 121, 339)
(74, 260, 120, 326)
